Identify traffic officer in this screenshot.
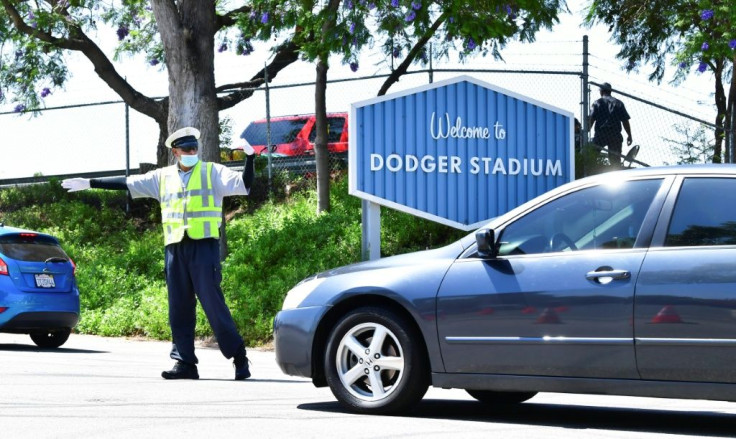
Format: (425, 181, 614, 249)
(62, 127, 255, 380)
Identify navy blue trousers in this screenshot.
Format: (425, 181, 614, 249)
(165, 236, 243, 365)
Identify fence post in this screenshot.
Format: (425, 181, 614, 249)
(581, 35, 589, 149)
(125, 102, 130, 213)
(428, 43, 434, 85)
(264, 62, 273, 196)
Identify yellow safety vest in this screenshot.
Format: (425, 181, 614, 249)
(159, 161, 221, 246)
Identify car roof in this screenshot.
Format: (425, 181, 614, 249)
(248, 112, 348, 123)
(0, 224, 55, 239)
(483, 164, 736, 231)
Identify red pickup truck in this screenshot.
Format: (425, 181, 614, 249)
(238, 113, 348, 157)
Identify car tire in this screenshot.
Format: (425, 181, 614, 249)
(324, 306, 429, 414)
(465, 389, 537, 405)
(30, 328, 71, 348)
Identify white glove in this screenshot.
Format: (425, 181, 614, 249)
(242, 140, 255, 156)
(61, 178, 91, 192)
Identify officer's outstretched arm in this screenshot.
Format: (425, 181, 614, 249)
(61, 177, 128, 192)
(242, 143, 255, 192)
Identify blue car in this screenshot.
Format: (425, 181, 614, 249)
(274, 165, 736, 414)
(0, 224, 79, 348)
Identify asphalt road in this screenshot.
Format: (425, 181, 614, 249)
(2, 333, 736, 439)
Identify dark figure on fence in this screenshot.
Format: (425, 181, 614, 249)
(588, 82, 633, 169)
(61, 127, 256, 381)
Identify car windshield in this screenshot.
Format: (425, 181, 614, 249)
(241, 119, 306, 145)
(0, 234, 69, 262)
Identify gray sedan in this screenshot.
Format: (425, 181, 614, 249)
(274, 165, 736, 414)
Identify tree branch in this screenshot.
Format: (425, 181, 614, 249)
(216, 5, 252, 30)
(2, 0, 166, 122)
(217, 40, 300, 111)
(377, 12, 448, 96)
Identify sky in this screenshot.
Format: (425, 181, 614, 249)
(0, 1, 718, 180)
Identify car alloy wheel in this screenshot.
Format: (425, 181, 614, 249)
(324, 306, 428, 414)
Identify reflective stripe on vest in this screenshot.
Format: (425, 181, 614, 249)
(159, 161, 221, 245)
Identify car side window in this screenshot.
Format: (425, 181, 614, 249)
(308, 117, 346, 143)
(497, 179, 663, 256)
(665, 178, 736, 247)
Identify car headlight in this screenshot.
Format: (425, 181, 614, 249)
(281, 277, 327, 310)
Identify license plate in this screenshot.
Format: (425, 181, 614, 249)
(34, 273, 55, 288)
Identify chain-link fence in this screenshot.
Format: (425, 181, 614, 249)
(1, 61, 724, 186)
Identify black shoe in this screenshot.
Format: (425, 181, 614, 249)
(234, 348, 251, 380)
(161, 361, 199, 380)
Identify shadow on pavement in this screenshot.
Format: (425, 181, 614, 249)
(298, 399, 736, 437)
(0, 343, 107, 354)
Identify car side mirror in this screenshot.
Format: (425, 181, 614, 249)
(475, 228, 497, 259)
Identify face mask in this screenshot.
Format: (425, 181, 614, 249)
(179, 154, 199, 168)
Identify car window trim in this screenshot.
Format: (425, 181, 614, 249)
(460, 175, 675, 260)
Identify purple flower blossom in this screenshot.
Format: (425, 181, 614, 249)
(117, 26, 129, 41)
(218, 43, 228, 53)
(466, 37, 477, 51)
(449, 17, 454, 23)
(505, 5, 512, 15)
(391, 0, 399, 7)
(150, 58, 160, 66)
(392, 47, 401, 58)
(14, 104, 26, 113)
(405, 11, 416, 22)
(345, 0, 353, 9)
(678, 61, 687, 69)
(701, 42, 709, 51)
(40, 88, 51, 98)
(261, 12, 269, 24)
(368, 2, 376, 9)
(28, 11, 37, 29)
(730, 40, 736, 50)
(701, 9, 714, 20)
(697, 61, 708, 73)
(411, 1, 421, 10)
(249, 11, 256, 20)
(349, 22, 356, 34)
(350, 62, 359, 72)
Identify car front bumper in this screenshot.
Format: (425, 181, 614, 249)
(273, 305, 330, 378)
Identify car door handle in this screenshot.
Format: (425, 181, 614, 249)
(586, 268, 630, 282)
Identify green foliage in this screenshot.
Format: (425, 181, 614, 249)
(0, 176, 464, 345)
(238, 0, 565, 73)
(575, 144, 611, 178)
(663, 123, 715, 164)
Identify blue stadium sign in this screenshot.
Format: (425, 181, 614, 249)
(349, 75, 574, 230)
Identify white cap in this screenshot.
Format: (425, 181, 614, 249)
(165, 127, 201, 149)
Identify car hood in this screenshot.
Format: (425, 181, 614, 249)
(315, 240, 467, 280)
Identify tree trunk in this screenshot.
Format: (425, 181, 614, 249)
(156, 120, 171, 166)
(315, 57, 331, 213)
(713, 61, 726, 163)
(152, 0, 219, 164)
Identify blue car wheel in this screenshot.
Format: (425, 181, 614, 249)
(30, 328, 71, 348)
